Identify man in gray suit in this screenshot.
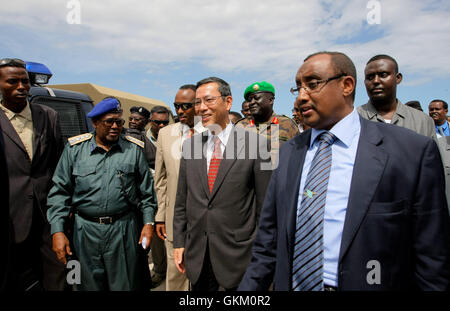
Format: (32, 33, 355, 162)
(173, 77, 272, 291)
(437, 136, 450, 214)
(357, 54, 436, 139)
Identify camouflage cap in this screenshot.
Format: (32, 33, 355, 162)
(244, 81, 275, 100)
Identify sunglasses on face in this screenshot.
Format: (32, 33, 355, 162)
(151, 120, 169, 126)
(174, 102, 194, 111)
(100, 118, 125, 127)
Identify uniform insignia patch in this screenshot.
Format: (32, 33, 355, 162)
(68, 133, 93, 146)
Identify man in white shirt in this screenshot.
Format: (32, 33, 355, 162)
(173, 77, 272, 291)
(154, 84, 205, 290)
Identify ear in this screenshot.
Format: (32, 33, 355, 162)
(396, 72, 403, 85)
(225, 95, 233, 112)
(341, 76, 356, 98)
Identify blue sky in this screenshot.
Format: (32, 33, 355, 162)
(1, 0, 449, 117)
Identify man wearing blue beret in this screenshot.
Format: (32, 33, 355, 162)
(46, 96, 157, 291)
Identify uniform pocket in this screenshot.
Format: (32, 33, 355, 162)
(73, 165, 97, 192)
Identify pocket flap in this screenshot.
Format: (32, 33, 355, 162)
(73, 165, 96, 177)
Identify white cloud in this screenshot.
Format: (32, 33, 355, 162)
(1, 0, 449, 85)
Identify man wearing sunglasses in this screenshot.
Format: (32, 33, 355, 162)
(47, 97, 157, 291)
(154, 84, 205, 290)
(0, 58, 65, 291)
(146, 105, 170, 146)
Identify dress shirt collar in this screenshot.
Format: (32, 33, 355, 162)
(310, 108, 360, 148)
(365, 99, 405, 121)
(90, 133, 124, 154)
(181, 121, 206, 136)
(0, 100, 32, 121)
(207, 121, 233, 146)
(437, 120, 449, 132)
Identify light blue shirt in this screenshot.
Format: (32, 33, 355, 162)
(435, 121, 450, 137)
(297, 108, 361, 287)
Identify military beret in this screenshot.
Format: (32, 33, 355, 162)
(130, 106, 150, 119)
(87, 97, 122, 118)
(244, 81, 275, 100)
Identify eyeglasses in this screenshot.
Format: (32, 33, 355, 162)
(151, 120, 169, 126)
(194, 95, 224, 107)
(174, 102, 194, 111)
(0, 58, 26, 68)
(129, 116, 146, 122)
(100, 118, 125, 127)
(290, 73, 346, 95)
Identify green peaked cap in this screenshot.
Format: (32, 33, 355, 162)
(244, 81, 275, 100)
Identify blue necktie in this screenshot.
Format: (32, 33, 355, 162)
(292, 131, 336, 291)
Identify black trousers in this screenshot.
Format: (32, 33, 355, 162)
(191, 244, 237, 292)
(9, 205, 66, 291)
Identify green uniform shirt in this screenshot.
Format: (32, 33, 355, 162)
(47, 133, 157, 235)
(235, 112, 299, 143)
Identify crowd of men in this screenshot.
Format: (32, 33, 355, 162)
(0, 52, 449, 292)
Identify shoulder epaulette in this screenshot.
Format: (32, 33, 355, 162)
(68, 133, 92, 146)
(125, 135, 144, 148)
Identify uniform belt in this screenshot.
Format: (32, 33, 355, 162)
(324, 285, 337, 291)
(76, 210, 131, 224)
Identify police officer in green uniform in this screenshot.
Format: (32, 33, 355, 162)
(235, 81, 299, 167)
(47, 97, 157, 291)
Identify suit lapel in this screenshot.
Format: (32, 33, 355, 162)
(338, 119, 388, 263)
(286, 131, 311, 263)
(0, 107, 28, 155)
(31, 104, 44, 164)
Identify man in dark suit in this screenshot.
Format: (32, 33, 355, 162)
(0, 122, 10, 291)
(0, 58, 65, 290)
(173, 77, 272, 291)
(239, 52, 450, 291)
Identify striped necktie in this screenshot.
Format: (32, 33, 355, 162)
(292, 131, 336, 291)
(207, 136, 222, 193)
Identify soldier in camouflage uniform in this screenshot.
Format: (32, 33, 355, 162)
(235, 81, 299, 168)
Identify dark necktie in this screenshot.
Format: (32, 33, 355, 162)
(207, 136, 222, 193)
(292, 131, 337, 291)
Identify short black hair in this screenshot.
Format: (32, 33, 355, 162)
(196, 77, 232, 97)
(405, 101, 423, 112)
(150, 105, 170, 116)
(229, 111, 242, 119)
(430, 99, 448, 110)
(179, 84, 196, 92)
(367, 54, 399, 73)
(304, 51, 357, 100)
